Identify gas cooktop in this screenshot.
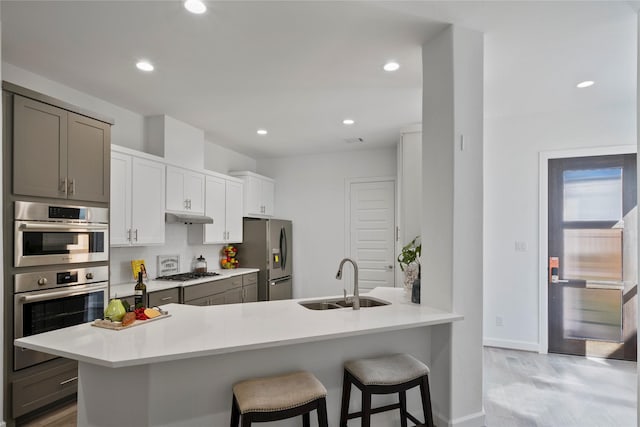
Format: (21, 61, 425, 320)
(155, 272, 221, 281)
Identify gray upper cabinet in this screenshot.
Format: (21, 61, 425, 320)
(13, 95, 110, 203)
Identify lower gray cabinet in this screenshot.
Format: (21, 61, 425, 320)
(116, 272, 259, 309)
(12, 359, 78, 418)
(148, 287, 180, 307)
(183, 280, 227, 306)
(242, 272, 258, 302)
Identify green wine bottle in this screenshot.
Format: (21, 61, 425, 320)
(134, 271, 147, 309)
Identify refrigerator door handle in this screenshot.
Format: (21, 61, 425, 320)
(280, 226, 287, 270)
(270, 276, 291, 285)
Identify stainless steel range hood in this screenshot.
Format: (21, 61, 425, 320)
(165, 213, 213, 224)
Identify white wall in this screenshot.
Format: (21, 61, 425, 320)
(423, 25, 485, 426)
(483, 102, 636, 351)
(257, 148, 396, 298)
(205, 141, 256, 174)
(109, 225, 224, 286)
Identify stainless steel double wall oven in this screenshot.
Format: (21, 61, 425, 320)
(12, 201, 109, 370)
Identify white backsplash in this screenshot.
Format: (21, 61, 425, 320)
(110, 223, 224, 285)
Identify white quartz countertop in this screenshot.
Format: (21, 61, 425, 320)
(15, 288, 463, 369)
(110, 268, 260, 298)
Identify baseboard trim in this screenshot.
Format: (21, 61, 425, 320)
(434, 410, 486, 427)
(484, 338, 539, 352)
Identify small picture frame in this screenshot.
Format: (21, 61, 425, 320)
(157, 255, 180, 277)
(131, 259, 147, 280)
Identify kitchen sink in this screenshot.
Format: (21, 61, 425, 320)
(299, 296, 390, 310)
(298, 301, 343, 310)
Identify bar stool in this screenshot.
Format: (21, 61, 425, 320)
(339, 353, 434, 427)
(230, 370, 328, 427)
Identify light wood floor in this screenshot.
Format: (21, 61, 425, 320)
(484, 347, 637, 427)
(19, 347, 638, 426)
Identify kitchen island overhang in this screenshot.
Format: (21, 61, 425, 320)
(15, 288, 463, 427)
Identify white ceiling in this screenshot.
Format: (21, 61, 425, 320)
(1, 1, 637, 158)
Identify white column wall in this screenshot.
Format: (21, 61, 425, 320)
(422, 25, 485, 427)
(0, 9, 4, 427)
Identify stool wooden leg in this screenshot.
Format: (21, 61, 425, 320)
(399, 390, 408, 427)
(317, 397, 329, 427)
(302, 412, 310, 427)
(230, 395, 241, 427)
(361, 389, 372, 427)
(241, 413, 252, 427)
(420, 375, 435, 427)
(339, 371, 351, 427)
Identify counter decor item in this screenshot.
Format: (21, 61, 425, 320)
(131, 259, 148, 280)
(221, 245, 239, 269)
(397, 236, 421, 302)
(158, 255, 180, 277)
(194, 255, 208, 273)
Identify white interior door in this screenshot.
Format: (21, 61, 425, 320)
(348, 179, 396, 291)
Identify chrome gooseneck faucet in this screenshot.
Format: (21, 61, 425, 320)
(336, 258, 360, 310)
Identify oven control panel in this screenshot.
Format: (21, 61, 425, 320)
(15, 265, 108, 293)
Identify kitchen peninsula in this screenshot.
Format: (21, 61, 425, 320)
(15, 288, 462, 426)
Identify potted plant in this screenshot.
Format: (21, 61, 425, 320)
(397, 236, 421, 298)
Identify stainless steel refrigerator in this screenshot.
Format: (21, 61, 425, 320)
(238, 218, 292, 301)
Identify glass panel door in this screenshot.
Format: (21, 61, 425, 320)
(548, 154, 637, 360)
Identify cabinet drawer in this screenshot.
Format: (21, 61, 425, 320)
(228, 276, 243, 289)
(243, 272, 258, 286)
(12, 359, 78, 418)
(183, 295, 210, 306)
(183, 280, 227, 301)
(148, 287, 181, 307)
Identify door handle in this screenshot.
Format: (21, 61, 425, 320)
(386, 265, 393, 271)
(69, 178, 76, 195)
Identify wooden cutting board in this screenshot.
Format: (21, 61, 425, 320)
(92, 312, 170, 331)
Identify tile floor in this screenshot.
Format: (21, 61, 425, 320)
(484, 347, 637, 427)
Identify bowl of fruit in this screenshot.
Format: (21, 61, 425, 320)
(221, 245, 239, 269)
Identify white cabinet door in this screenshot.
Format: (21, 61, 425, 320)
(132, 158, 165, 245)
(262, 179, 275, 217)
(166, 166, 186, 212)
(166, 165, 205, 213)
(185, 171, 205, 214)
(203, 176, 227, 244)
(110, 152, 132, 246)
(244, 175, 263, 217)
(225, 180, 243, 243)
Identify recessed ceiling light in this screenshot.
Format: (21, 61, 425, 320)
(136, 61, 154, 72)
(576, 80, 595, 88)
(184, 0, 207, 14)
(383, 61, 400, 72)
(342, 119, 355, 125)
(257, 129, 268, 135)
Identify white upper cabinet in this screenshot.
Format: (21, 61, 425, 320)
(190, 174, 243, 244)
(111, 147, 165, 247)
(166, 165, 205, 214)
(229, 171, 275, 218)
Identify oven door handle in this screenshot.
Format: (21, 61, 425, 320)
(19, 222, 107, 231)
(19, 284, 107, 303)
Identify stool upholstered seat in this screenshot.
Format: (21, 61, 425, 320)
(230, 371, 328, 427)
(340, 353, 434, 427)
(345, 353, 430, 386)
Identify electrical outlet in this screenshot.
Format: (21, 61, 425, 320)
(496, 316, 503, 327)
